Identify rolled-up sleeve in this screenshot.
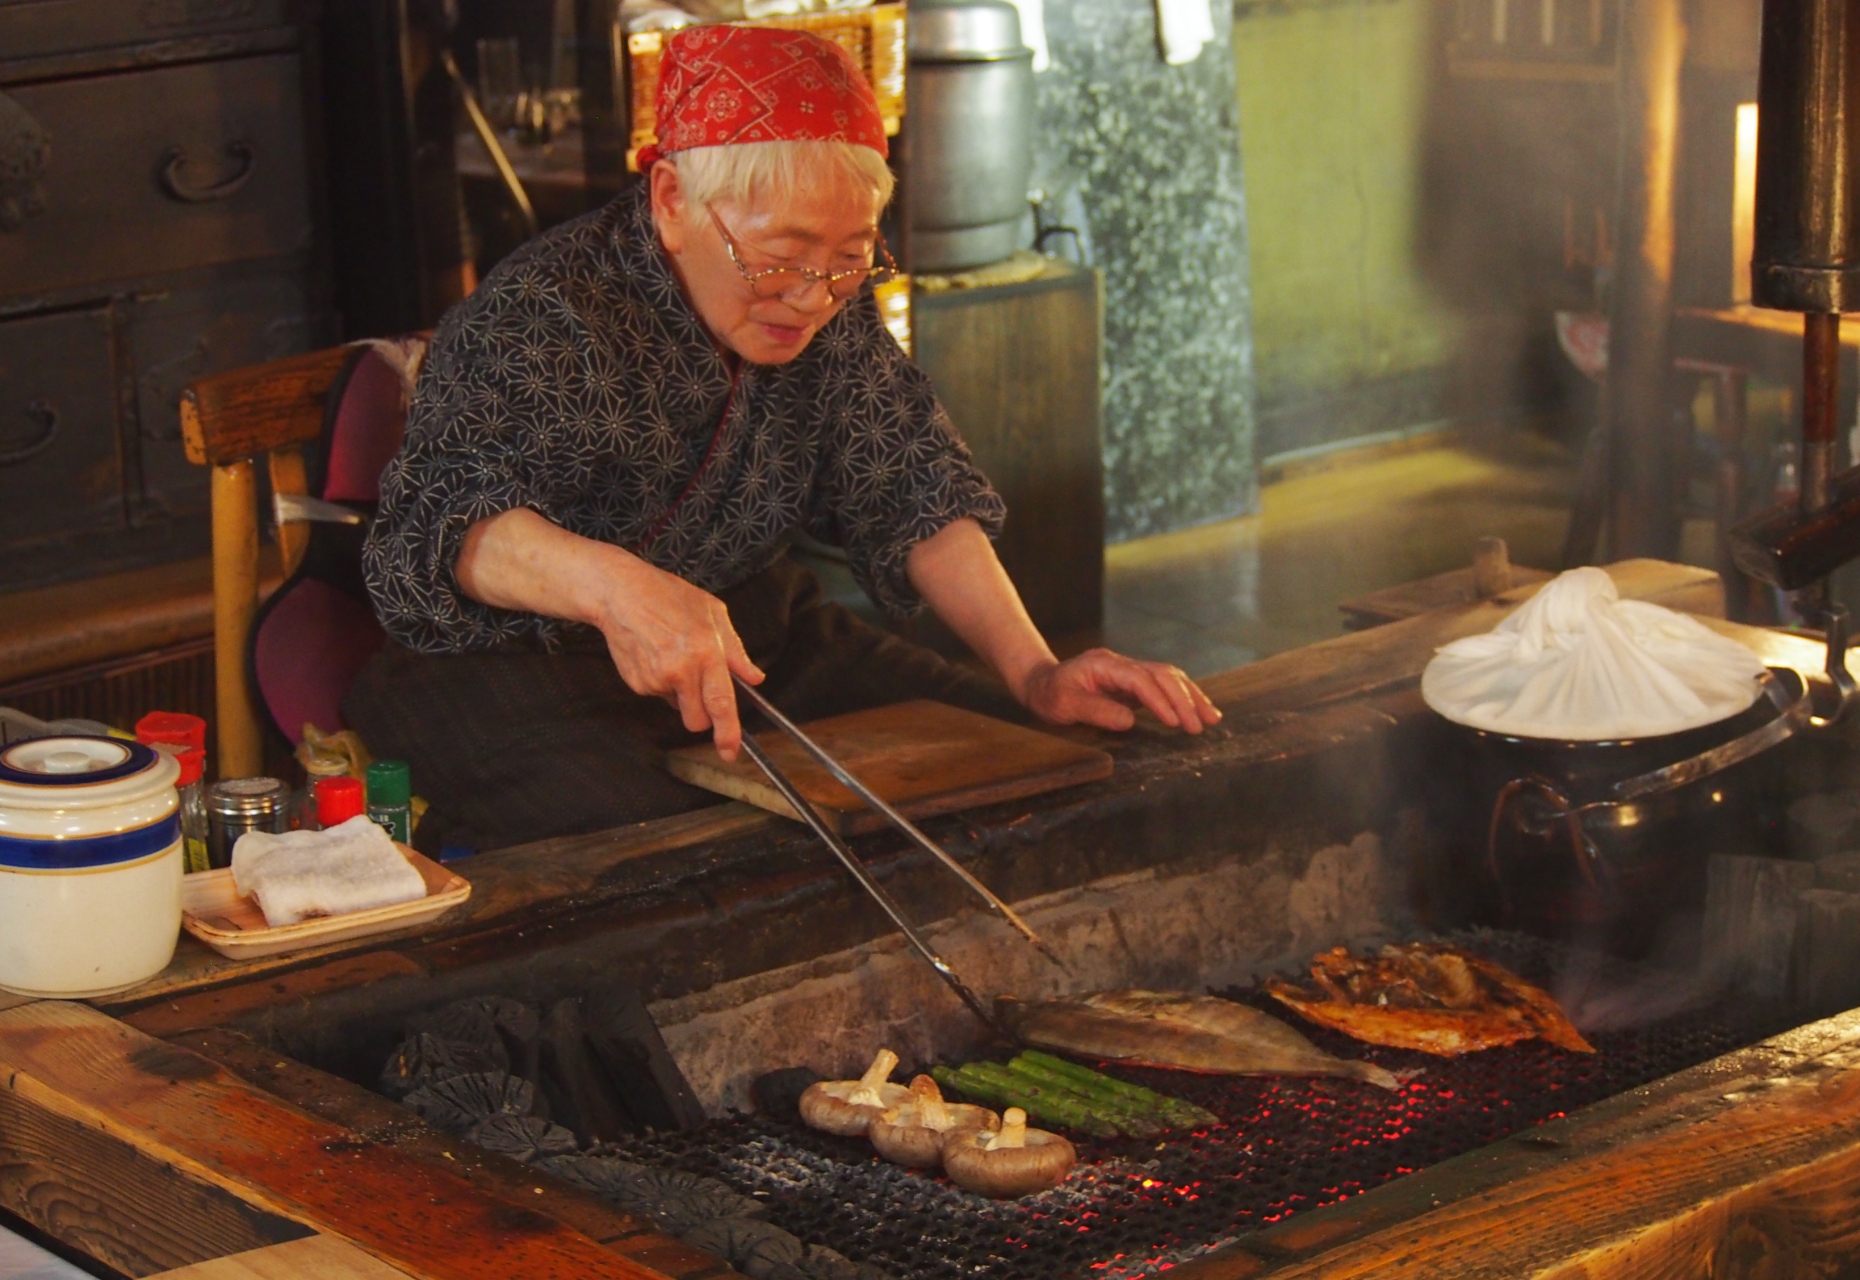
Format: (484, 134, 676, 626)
(363, 281, 579, 653)
(809, 297, 1007, 617)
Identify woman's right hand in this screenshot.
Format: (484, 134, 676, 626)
(588, 555, 765, 760)
(455, 509, 764, 760)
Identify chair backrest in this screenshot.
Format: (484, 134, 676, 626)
(181, 338, 425, 779)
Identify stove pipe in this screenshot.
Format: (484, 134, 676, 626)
(1729, 1, 1860, 592)
(1752, 0, 1860, 316)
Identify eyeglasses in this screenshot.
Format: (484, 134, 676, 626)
(709, 206, 898, 301)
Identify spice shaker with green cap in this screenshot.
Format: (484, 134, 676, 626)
(365, 759, 413, 844)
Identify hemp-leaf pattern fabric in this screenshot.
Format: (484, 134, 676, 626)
(365, 184, 1004, 654)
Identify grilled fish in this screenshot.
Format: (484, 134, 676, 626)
(1265, 943, 1595, 1057)
(996, 990, 1400, 1090)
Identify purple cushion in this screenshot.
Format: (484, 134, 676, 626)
(324, 349, 407, 503)
(253, 578, 385, 742)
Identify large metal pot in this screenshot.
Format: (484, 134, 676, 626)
(904, 0, 1035, 272)
(1421, 673, 1807, 956)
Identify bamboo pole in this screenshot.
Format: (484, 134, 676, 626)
(211, 460, 262, 781)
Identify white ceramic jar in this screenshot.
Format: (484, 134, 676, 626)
(0, 736, 183, 996)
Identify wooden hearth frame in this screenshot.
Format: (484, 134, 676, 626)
(6, 558, 1855, 1279)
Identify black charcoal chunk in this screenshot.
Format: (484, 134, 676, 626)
(412, 996, 543, 1080)
(583, 982, 706, 1131)
(533, 1155, 763, 1231)
(378, 1032, 501, 1100)
(464, 1113, 580, 1164)
(402, 1070, 535, 1134)
(751, 1067, 822, 1120)
(540, 998, 635, 1144)
(679, 1216, 805, 1280)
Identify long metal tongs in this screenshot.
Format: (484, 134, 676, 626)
(734, 731, 1001, 1030)
(734, 677, 1065, 966)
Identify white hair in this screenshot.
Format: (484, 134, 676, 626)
(672, 138, 895, 211)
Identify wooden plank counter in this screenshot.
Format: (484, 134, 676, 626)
(93, 557, 1736, 1033)
(9, 557, 1859, 1279)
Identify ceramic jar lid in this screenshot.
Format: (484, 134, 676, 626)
(0, 736, 179, 826)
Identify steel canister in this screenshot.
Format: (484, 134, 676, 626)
(206, 777, 290, 869)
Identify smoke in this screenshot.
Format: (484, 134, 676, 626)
(1548, 910, 1723, 1033)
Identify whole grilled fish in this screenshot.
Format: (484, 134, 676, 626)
(996, 990, 1400, 1090)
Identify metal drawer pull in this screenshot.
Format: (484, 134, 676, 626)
(159, 140, 255, 203)
(0, 400, 58, 465)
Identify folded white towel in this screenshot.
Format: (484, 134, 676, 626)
(231, 816, 428, 927)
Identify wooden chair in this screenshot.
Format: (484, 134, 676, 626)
(179, 344, 391, 780)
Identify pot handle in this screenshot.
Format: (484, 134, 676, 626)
(1486, 774, 1607, 914)
(1607, 669, 1810, 804)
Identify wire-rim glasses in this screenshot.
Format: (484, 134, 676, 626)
(709, 206, 898, 301)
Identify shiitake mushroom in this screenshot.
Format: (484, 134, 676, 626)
(869, 1075, 999, 1168)
(941, 1107, 1075, 1198)
(797, 1048, 910, 1137)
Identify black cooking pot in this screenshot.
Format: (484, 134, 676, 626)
(1420, 671, 1806, 955)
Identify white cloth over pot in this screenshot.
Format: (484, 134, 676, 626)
(231, 815, 427, 927)
(1421, 566, 1768, 741)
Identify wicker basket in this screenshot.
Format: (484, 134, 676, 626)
(626, 3, 906, 171)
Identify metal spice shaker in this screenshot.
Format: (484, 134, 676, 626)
(205, 776, 290, 870)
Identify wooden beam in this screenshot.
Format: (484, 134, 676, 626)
(149, 1235, 413, 1280)
(173, 1028, 732, 1280)
(0, 1002, 682, 1280)
(1168, 1012, 1860, 1280)
(102, 804, 775, 1017)
(0, 1068, 314, 1278)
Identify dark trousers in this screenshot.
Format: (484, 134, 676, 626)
(343, 555, 1020, 853)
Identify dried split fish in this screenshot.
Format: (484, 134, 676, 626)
(1264, 943, 1596, 1057)
(996, 990, 1399, 1090)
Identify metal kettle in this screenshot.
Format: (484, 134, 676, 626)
(903, 0, 1035, 273)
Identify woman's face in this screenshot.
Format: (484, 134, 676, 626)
(651, 159, 883, 366)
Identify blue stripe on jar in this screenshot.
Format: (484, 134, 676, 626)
(0, 815, 182, 870)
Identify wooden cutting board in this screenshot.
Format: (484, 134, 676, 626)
(664, 699, 1113, 834)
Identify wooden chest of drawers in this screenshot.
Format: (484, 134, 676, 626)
(0, 0, 330, 592)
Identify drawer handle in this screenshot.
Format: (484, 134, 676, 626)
(0, 400, 58, 466)
(159, 140, 255, 203)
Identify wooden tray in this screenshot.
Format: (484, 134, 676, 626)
(665, 699, 1113, 834)
(181, 844, 470, 960)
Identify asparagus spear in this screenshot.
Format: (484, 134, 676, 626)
(997, 1060, 1170, 1137)
(932, 1064, 1121, 1138)
(965, 1062, 1168, 1139)
(1014, 1051, 1220, 1127)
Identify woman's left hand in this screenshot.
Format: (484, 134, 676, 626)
(1019, 648, 1222, 734)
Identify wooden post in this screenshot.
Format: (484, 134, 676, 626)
(1605, 0, 1687, 559)
(212, 460, 262, 781)
(267, 445, 311, 579)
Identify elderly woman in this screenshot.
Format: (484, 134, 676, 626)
(351, 26, 1218, 853)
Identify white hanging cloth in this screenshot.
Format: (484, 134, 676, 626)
(1154, 0, 1213, 65)
(1421, 566, 1768, 741)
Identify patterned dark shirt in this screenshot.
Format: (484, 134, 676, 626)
(364, 184, 1005, 653)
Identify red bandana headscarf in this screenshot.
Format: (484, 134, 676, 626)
(636, 25, 888, 171)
